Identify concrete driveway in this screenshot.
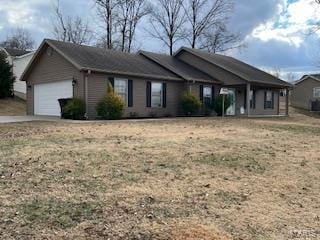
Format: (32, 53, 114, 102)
(0, 116, 60, 123)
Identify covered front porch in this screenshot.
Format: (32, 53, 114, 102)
(223, 83, 290, 117)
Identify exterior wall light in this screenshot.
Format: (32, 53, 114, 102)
(72, 78, 77, 86)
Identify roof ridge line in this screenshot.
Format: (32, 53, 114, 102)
(178, 47, 291, 87)
(139, 51, 222, 83)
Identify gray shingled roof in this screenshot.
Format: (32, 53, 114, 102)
(295, 74, 320, 85)
(4, 48, 31, 57)
(46, 39, 182, 81)
(178, 48, 292, 87)
(309, 74, 320, 79)
(139, 51, 220, 83)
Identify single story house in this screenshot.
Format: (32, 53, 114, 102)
(0, 47, 34, 99)
(21, 39, 292, 119)
(291, 74, 320, 111)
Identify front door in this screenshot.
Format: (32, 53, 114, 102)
(226, 89, 236, 116)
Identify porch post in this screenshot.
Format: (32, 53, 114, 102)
(247, 83, 251, 117)
(285, 88, 289, 116)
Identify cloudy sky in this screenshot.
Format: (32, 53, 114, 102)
(0, 0, 319, 81)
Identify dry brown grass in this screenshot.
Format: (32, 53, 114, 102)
(0, 112, 320, 239)
(0, 98, 26, 116)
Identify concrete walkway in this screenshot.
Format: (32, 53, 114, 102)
(0, 116, 60, 123)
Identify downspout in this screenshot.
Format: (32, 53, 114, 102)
(188, 79, 195, 93)
(84, 70, 91, 119)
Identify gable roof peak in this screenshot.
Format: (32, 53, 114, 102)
(175, 47, 292, 87)
(21, 39, 183, 81)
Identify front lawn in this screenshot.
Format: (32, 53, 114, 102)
(0, 113, 319, 239)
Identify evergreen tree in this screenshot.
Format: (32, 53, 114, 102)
(0, 52, 15, 98)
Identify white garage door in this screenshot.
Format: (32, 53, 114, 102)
(34, 80, 73, 116)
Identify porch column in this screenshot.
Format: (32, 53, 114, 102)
(285, 88, 289, 116)
(247, 83, 251, 117)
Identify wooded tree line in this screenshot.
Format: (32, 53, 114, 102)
(2, 0, 243, 55)
(2, 0, 320, 55)
(51, 0, 243, 55)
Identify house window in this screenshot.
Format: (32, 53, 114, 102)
(313, 87, 320, 98)
(151, 82, 163, 107)
(114, 79, 128, 103)
(265, 91, 273, 109)
(203, 86, 212, 106)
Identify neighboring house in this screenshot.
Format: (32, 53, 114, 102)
(291, 74, 320, 111)
(0, 47, 34, 99)
(21, 39, 292, 119)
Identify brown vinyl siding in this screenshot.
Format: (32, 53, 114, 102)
(86, 73, 186, 119)
(235, 88, 279, 116)
(86, 73, 108, 118)
(176, 51, 246, 85)
(25, 45, 84, 115)
(250, 89, 279, 115)
(291, 78, 320, 110)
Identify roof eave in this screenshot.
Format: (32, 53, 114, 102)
(80, 67, 183, 81)
(21, 39, 85, 81)
(13, 51, 35, 59)
(177, 48, 291, 88)
(294, 75, 320, 85)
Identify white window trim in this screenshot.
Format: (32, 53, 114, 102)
(313, 87, 320, 98)
(151, 82, 163, 108)
(114, 78, 128, 104)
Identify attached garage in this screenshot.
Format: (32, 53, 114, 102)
(34, 80, 73, 116)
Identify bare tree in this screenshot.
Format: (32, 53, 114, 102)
(95, 0, 120, 49)
(199, 24, 243, 53)
(182, 0, 243, 53)
(53, 0, 93, 45)
(306, 0, 320, 34)
(285, 72, 297, 82)
(183, 0, 232, 48)
(270, 67, 282, 79)
(0, 28, 35, 50)
(148, 0, 186, 55)
(117, 0, 148, 52)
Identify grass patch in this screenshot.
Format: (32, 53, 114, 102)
(198, 154, 266, 174)
(215, 190, 249, 208)
(20, 199, 99, 229)
(259, 124, 320, 136)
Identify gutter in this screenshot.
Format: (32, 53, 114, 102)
(80, 67, 183, 82)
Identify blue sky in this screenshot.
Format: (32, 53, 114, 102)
(0, 0, 319, 81)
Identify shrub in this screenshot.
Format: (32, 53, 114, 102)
(180, 92, 202, 116)
(96, 82, 125, 120)
(213, 95, 231, 116)
(62, 98, 86, 120)
(0, 52, 15, 98)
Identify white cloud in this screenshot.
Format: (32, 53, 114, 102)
(287, 0, 320, 25)
(0, 0, 51, 31)
(248, 0, 320, 48)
